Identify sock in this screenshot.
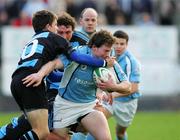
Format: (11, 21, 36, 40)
(71, 132, 87, 140)
(1, 115, 32, 140)
(86, 133, 95, 140)
(116, 132, 128, 140)
(0, 125, 7, 139)
(19, 130, 39, 140)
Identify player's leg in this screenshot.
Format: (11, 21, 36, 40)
(19, 109, 49, 140)
(115, 125, 127, 140)
(85, 102, 113, 140)
(0, 115, 31, 140)
(113, 99, 138, 140)
(11, 75, 50, 140)
(81, 110, 111, 140)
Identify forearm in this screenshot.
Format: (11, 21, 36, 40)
(111, 91, 131, 98)
(37, 59, 63, 78)
(111, 81, 131, 94)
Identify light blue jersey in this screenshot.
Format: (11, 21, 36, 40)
(115, 50, 141, 102)
(58, 46, 127, 103)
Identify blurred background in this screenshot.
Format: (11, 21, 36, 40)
(0, 0, 180, 112)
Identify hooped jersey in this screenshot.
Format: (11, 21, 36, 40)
(12, 31, 71, 76)
(70, 30, 89, 48)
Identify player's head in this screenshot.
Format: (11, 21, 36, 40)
(32, 10, 57, 33)
(80, 8, 98, 36)
(113, 30, 129, 56)
(88, 30, 115, 59)
(57, 12, 76, 41)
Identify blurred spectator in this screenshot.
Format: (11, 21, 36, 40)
(0, 9, 9, 26)
(97, 13, 107, 25)
(66, 0, 79, 20)
(117, 0, 134, 24)
(10, 10, 32, 27)
(133, 0, 154, 25)
(47, 0, 66, 15)
(134, 0, 153, 14)
(115, 11, 126, 25)
(80, 0, 98, 12)
(6, 0, 27, 20)
(158, 0, 176, 25)
(21, 0, 48, 17)
(134, 12, 155, 26)
(104, 0, 121, 25)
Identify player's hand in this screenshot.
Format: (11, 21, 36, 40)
(97, 74, 116, 91)
(102, 92, 113, 105)
(22, 73, 43, 87)
(96, 91, 106, 104)
(106, 56, 116, 67)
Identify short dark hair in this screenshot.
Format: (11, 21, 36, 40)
(88, 30, 115, 48)
(113, 30, 129, 43)
(32, 10, 57, 33)
(57, 12, 76, 31)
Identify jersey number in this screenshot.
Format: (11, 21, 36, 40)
(21, 39, 38, 60)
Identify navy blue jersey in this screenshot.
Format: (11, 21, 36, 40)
(12, 31, 71, 76)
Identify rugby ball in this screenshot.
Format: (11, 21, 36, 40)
(93, 67, 116, 84)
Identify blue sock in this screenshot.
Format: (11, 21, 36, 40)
(0, 125, 7, 139)
(71, 132, 87, 140)
(86, 133, 95, 140)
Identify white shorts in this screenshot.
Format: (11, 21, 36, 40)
(53, 95, 97, 129)
(103, 99, 138, 127)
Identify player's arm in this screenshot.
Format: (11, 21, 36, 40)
(68, 48, 115, 67)
(97, 77, 131, 94)
(22, 58, 63, 87)
(97, 61, 131, 94)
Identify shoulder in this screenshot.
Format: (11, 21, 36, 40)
(71, 30, 89, 45)
(49, 32, 68, 45)
(125, 51, 140, 67)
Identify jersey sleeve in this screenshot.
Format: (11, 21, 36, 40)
(129, 60, 141, 83)
(46, 70, 63, 82)
(113, 61, 128, 82)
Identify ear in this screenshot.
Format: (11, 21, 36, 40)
(45, 24, 50, 30)
(91, 45, 97, 51)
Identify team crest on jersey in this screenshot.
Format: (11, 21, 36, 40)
(81, 65, 87, 70)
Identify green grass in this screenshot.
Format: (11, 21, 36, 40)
(1, 112, 180, 140)
(109, 111, 180, 140)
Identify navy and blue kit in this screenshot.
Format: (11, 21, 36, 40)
(11, 31, 72, 112)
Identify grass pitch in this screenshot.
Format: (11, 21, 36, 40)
(0, 111, 180, 140)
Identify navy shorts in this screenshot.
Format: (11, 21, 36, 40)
(11, 71, 48, 112)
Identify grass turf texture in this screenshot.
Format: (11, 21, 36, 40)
(0, 112, 180, 140)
